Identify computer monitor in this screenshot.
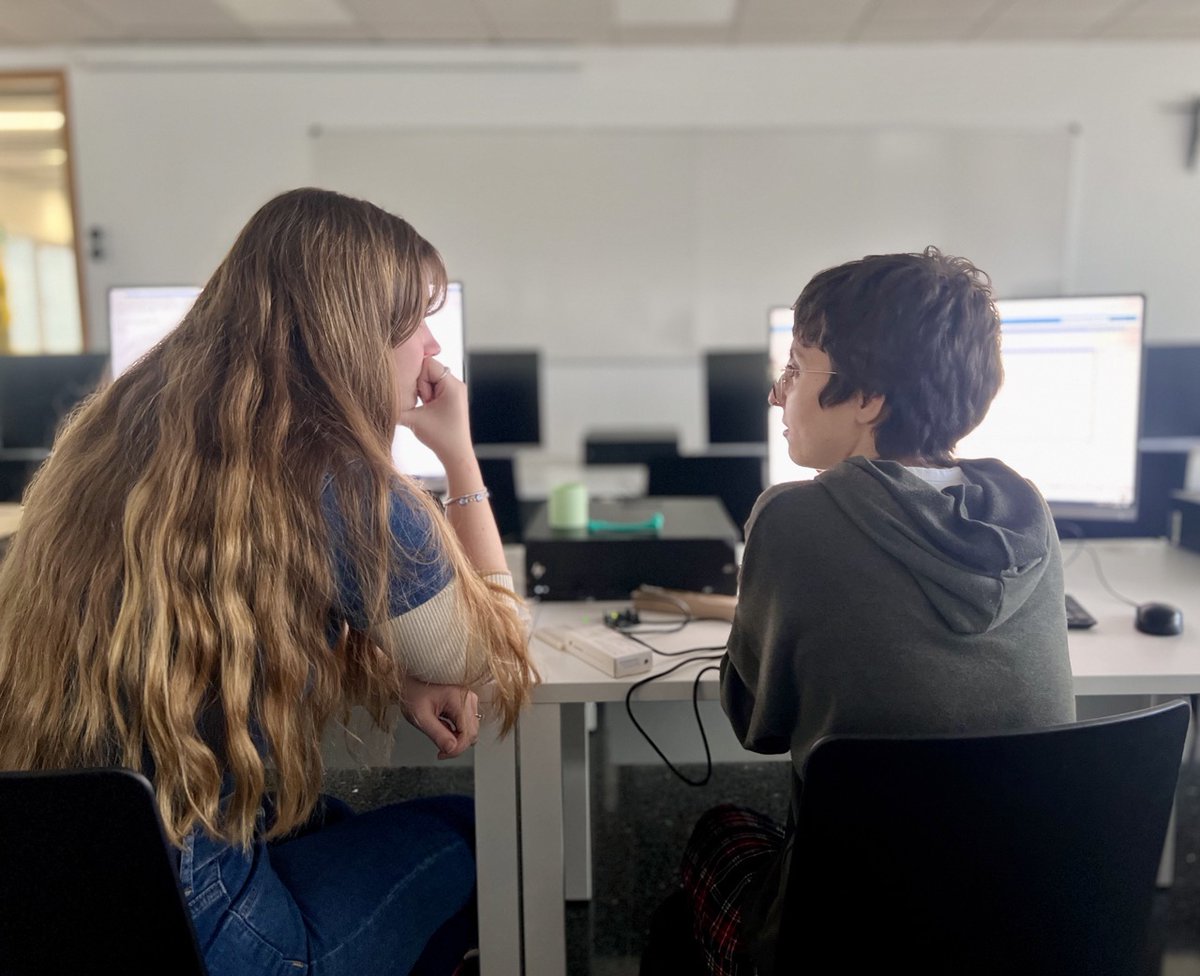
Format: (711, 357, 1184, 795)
(390, 282, 465, 485)
(467, 351, 541, 446)
(705, 350, 769, 445)
(108, 286, 202, 378)
(767, 296, 1146, 522)
(108, 282, 465, 485)
(0, 353, 109, 450)
(1141, 344, 1200, 440)
(959, 295, 1144, 521)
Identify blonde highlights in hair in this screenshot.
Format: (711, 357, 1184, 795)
(0, 188, 535, 847)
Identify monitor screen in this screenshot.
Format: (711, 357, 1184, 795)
(959, 294, 1144, 521)
(767, 296, 1146, 521)
(467, 351, 541, 446)
(390, 282, 465, 485)
(705, 350, 769, 445)
(108, 286, 202, 378)
(0, 353, 109, 450)
(108, 283, 466, 485)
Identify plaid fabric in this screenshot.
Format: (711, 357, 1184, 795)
(680, 804, 786, 976)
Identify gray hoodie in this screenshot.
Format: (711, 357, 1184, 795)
(722, 455, 1075, 767)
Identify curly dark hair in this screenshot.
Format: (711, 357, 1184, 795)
(793, 246, 1004, 466)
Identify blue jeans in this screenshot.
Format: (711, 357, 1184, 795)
(180, 794, 476, 976)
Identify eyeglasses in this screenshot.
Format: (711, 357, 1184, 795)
(770, 364, 837, 405)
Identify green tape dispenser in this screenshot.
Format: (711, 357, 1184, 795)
(586, 512, 665, 534)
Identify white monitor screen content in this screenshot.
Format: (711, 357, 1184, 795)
(111, 282, 464, 485)
(767, 296, 1145, 521)
(108, 286, 202, 377)
(957, 294, 1144, 520)
(390, 281, 465, 485)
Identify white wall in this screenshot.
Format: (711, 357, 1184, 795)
(2, 41, 1198, 456)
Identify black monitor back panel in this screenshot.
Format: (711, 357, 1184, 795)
(705, 350, 768, 445)
(468, 351, 541, 446)
(0, 354, 109, 450)
(1142, 345, 1200, 438)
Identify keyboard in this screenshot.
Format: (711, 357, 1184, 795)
(1065, 593, 1097, 630)
(534, 623, 653, 678)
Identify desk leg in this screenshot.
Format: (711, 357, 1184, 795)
(562, 702, 592, 901)
(475, 720, 523, 976)
(520, 702, 567, 976)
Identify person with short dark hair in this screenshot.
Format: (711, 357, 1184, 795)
(642, 247, 1074, 976)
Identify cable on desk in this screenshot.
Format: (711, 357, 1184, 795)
(604, 598, 729, 654)
(1081, 544, 1141, 607)
(618, 627, 728, 658)
(1058, 520, 1087, 568)
(624, 657, 724, 787)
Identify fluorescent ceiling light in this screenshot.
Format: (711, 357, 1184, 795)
(213, 0, 354, 27)
(614, 0, 737, 26)
(0, 111, 65, 132)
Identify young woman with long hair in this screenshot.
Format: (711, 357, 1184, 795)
(0, 187, 537, 975)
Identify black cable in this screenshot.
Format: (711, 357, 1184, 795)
(624, 656, 724, 787)
(617, 628, 727, 658)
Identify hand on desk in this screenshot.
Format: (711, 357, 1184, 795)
(402, 678, 481, 759)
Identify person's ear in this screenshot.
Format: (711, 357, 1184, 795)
(856, 393, 885, 426)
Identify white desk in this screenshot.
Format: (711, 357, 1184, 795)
(474, 538, 1200, 976)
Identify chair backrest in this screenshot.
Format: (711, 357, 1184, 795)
(0, 767, 207, 975)
(774, 700, 1190, 976)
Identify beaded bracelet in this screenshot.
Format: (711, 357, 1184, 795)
(446, 488, 491, 507)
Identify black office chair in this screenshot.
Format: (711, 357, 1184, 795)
(646, 454, 764, 539)
(0, 767, 208, 975)
(764, 700, 1191, 976)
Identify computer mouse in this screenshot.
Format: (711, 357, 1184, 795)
(1135, 602, 1184, 637)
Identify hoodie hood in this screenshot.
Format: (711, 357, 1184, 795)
(816, 456, 1055, 635)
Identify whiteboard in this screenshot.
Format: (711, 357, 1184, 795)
(311, 126, 1073, 358)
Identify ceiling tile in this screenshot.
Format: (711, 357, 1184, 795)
(978, 17, 1097, 39)
(854, 18, 983, 41)
(615, 22, 736, 43)
(212, 0, 356, 27)
(735, 0, 871, 41)
(868, 0, 997, 20)
(338, 0, 487, 34)
(734, 20, 858, 42)
(613, 0, 737, 27)
(478, 0, 610, 43)
(0, 0, 124, 43)
(0, 0, 1198, 48)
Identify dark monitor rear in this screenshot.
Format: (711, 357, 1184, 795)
(468, 351, 541, 445)
(647, 454, 764, 539)
(705, 351, 768, 445)
(0, 353, 108, 450)
(1142, 344, 1200, 438)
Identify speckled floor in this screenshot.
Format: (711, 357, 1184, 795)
(325, 724, 1200, 976)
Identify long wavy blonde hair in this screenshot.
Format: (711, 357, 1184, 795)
(0, 188, 535, 848)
